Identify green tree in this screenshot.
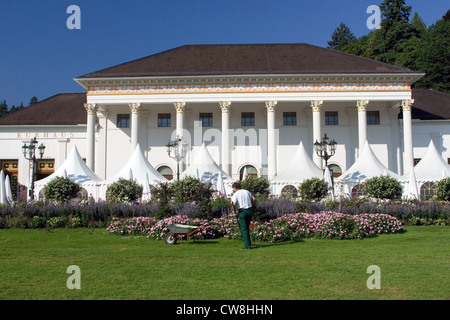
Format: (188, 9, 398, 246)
(341, 34, 371, 57)
(369, 0, 414, 65)
(8, 103, 25, 115)
(414, 17, 450, 93)
(29, 96, 38, 105)
(395, 13, 426, 71)
(0, 100, 7, 118)
(328, 22, 357, 50)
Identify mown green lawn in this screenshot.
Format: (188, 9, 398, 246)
(0, 226, 448, 300)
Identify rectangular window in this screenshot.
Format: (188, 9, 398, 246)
(117, 114, 130, 128)
(367, 111, 380, 125)
(325, 111, 339, 125)
(199, 113, 213, 127)
(158, 113, 171, 127)
(283, 112, 297, 126)
(241, 112, 255, 126)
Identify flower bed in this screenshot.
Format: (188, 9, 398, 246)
(107, 211, 403, 242)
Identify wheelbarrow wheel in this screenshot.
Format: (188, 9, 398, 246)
(164, 233, 177, 245)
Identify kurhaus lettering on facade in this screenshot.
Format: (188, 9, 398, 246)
(16, 132, 76, 139)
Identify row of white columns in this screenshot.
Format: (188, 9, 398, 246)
(84, 99, 415, 178)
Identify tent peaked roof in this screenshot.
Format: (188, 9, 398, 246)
(107, 144, 168, 184)
(272, 141, 322, 183)
(411, 140, 450, 181)
(35, 145, 101, 187)
(338, 141, 400, 183)
(180, 143, 233, 183)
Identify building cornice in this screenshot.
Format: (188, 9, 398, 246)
(75, 73, 424, 90)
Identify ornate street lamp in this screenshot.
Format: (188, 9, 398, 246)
(313, 133, 337, 167)
(314, 133, 337, 198)
(166, 136, 188, 180)
(22, 137, 46, 201)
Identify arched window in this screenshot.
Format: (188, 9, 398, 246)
(328, 164, 342, 178)
(420, 182, 436, 201)
(281, 185, 298, 199)
(157, 166, 174, 180)
(239, 165, 258, 180)
(77, 188, 89, 201)
(351, 184, 366, 198)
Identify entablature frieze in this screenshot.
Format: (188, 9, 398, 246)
(78, 73, 419, 97)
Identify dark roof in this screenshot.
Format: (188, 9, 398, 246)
(409, 89, 450, 120)
(0, 93, 87, 126)
(77, 43, 418, 79)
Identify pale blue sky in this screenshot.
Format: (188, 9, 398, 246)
(0, 0, 448, 106)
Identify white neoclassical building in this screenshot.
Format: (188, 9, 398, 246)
(1, 43, 449, 200)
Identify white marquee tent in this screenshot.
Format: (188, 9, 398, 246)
(402, 140, 450, 199)
(406, 139, 450, 182)
(336, 141, 401, 196)
(34, 145, 102, 200)
(180, 143, 234, 195)
(98, 144, 168, 200)
(271, 141, 323, 195)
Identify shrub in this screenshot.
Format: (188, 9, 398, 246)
(48, 216, 68, 228)
(169, 176, 205, 203)
(168, 177, 214, 219)
(299, 177, 329, 201)
(151, 181, 175, 219)
(253, 198, 297, 222)
(241, 176, 270, 196)
(43, 177, 80, 203)
(107, 178, 143, 203)
(435, 178, 450, 201)
(28, 215, 47, 229)
(211, 196, 231, 217)
(364, 175, 403, 200)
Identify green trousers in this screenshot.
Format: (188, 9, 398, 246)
(238, 208, 252, 249)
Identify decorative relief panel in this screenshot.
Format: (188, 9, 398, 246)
(88, 81, 411, 95)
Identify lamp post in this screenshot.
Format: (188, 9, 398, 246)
(22, 137, 45, 201)
(166, 136, 188, 180)
(313, 133, 337, 167)
(314, 133, 337, 198)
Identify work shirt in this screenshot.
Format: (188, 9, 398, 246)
(231, 189, 253, 210)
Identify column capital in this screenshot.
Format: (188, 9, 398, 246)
(219, 101, 231, 113)
(265, 100, 278, 112)
(129, 103, 141, 114)
(311, 100, 323, 112)
(84, 103, 98, 115)
(401, 99, 414, 111)
(356, 100, 369, 111)
(174, 102, 186, 113)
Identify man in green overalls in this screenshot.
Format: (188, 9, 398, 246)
(231, 182, 255, 249)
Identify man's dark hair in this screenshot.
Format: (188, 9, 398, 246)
(232, 182, 242, 189)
